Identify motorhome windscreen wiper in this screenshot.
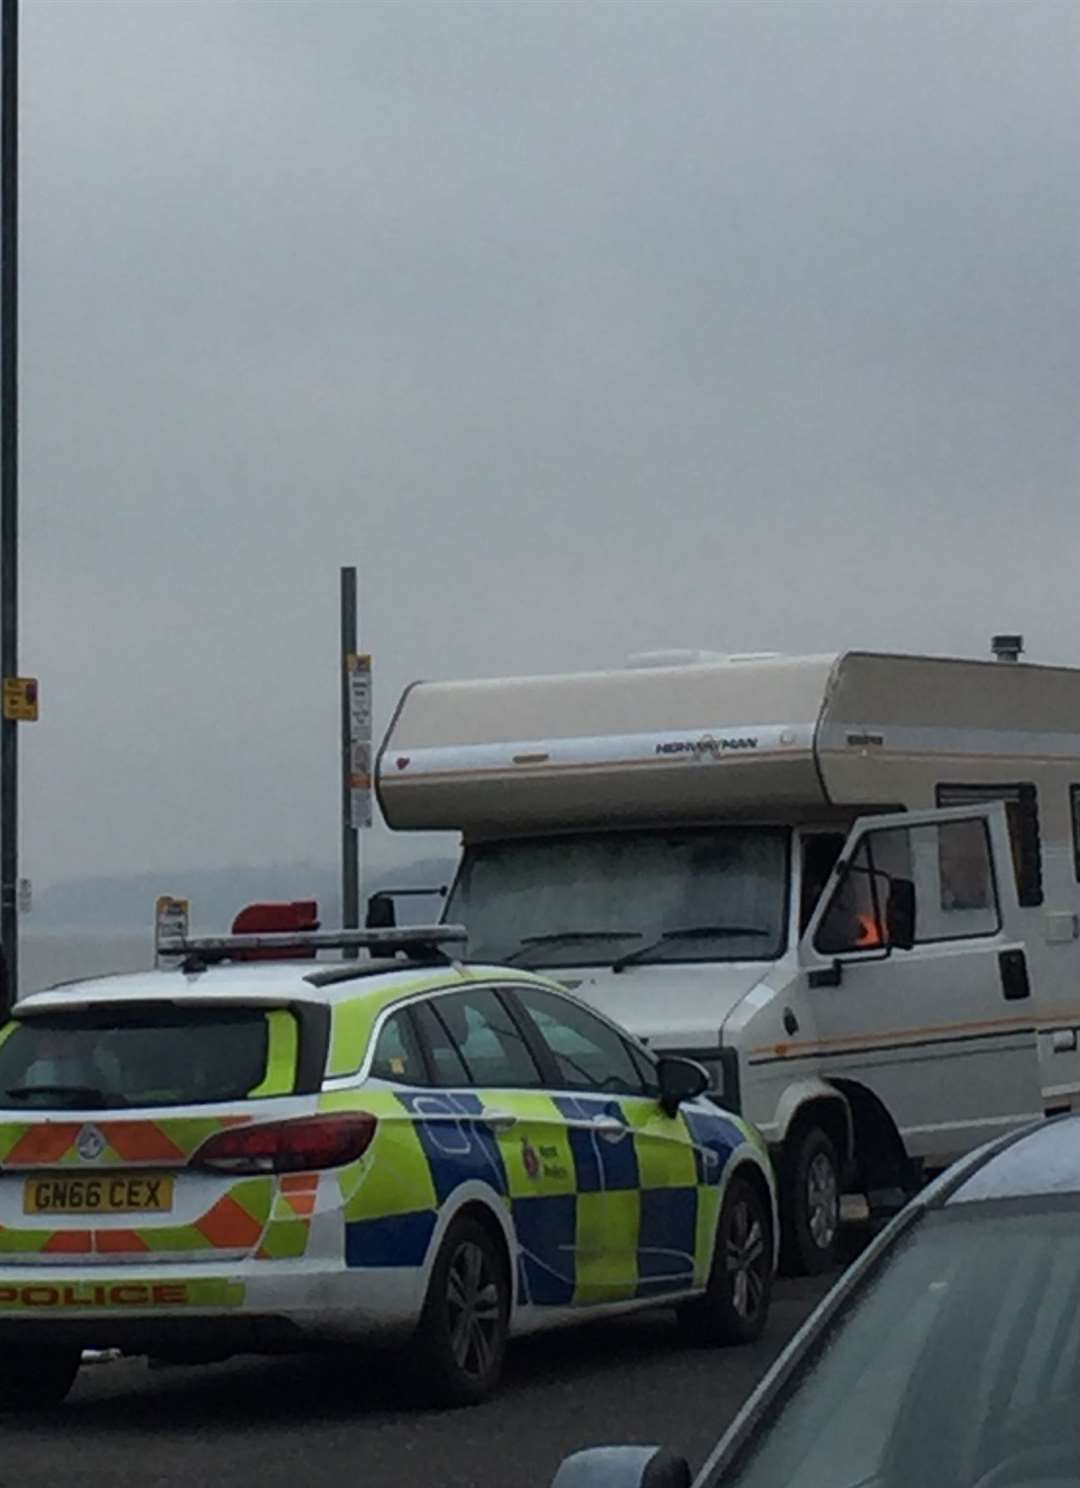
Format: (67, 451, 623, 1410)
(503, 931, 642, 966)
(612, 925, 770, 973)
(5, 1084, 124, 1109)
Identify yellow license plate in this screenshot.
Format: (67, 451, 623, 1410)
(23, 1175, 174, 1216)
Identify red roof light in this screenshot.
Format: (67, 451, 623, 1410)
(229, 901, 320, 960)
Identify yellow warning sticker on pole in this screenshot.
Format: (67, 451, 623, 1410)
(154, 896, 190, 967)
(3, 677, 38, 721)
(347, 654, 373, 829)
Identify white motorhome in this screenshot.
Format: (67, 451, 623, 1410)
(376, 646, 1080, 1273)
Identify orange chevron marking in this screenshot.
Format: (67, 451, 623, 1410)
(285, 1193, 316, 1217)
(280, 1175, 318, 1194)
(195, 1195, 264, 1249)
(5, 1125, 79, 1166)
(103, 1123, 186, 1164)
(43, 1231, 93, 1254)
(95, 1229, 150, 1254)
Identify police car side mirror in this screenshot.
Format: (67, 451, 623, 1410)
(656, 1056, 709, 1116)
(552, 1447, 691, 1488)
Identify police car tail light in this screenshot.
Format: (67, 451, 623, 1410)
(192, 1114, 377, 1174)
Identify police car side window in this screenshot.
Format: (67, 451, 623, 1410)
(370, 1010, 428, 1085)
(512, 986, 648, 1095)
(430, 989, 542, 1088)
(627, 1042, 660, 1096)
(413, 1001, 471, 1087)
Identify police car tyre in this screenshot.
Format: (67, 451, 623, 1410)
(779, 1125, 842, 1276)
(677, 1173, 772, 1346)
(412, 1213, 510, 1407)
(0, 1347, 81, 1411)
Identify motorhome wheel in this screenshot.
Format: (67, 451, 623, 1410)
(779, 1125, 842, 1276)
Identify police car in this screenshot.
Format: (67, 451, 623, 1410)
(0, 921, 777, 1409)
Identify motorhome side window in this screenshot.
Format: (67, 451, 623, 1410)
(1070, 785, 1080, 882)
(800, 834, 847, 933)
(935, 783, 1043, 907)
(815, 828, 910, 955)
(814, 819, 1000, 955)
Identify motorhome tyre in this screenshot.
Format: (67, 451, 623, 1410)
(779, 1124, 842, 1276)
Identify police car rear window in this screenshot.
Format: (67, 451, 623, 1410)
(0, 1007, 289, 1109)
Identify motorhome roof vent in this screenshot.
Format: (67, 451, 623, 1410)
(991, 634, 1024, 663)
(624, 649, 781, 669)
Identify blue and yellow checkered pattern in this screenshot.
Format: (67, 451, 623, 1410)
(331, 1086, 749, 1308)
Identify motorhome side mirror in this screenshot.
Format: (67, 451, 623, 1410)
(656, 1056, 709, 1116)
(886, 877, 916, 951)
(365, 892, 396, 931)
(552, 1447, 691, 1488)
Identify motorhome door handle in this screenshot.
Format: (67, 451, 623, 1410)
(999, 949, 1031, 1002)
(1052, 1030, 1078, 1053)
(478, 1109, 517, 1132)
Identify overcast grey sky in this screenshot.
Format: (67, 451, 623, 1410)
(15, 0, 1080, 888)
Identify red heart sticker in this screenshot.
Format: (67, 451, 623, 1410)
(396, 757, 410, 770)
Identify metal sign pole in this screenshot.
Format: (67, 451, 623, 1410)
(340, 567, 358, 954)
(0, 0, 18, 1014)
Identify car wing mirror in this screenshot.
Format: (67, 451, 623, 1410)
(886, 877, 916, 951)
(656, 1056, 709, 1117)
(552, 1447, 691, 1488)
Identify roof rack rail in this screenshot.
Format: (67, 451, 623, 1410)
(159, 924, 468, 970)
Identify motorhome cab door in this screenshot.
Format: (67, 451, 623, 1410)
(798, 803, 1042, 1171)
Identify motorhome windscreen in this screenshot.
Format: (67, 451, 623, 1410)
(447, 827, 789, 969)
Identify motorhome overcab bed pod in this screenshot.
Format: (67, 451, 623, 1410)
(376, 648, 1080, 1273)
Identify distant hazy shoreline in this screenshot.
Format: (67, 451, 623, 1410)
(19, 930, 155, 996)
(21, 856, 456, 936)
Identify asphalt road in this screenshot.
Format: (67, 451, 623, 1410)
(0, 1276, 832, 1488)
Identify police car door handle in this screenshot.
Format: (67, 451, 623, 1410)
(591, 1116, 629, 1143)
(478, 1108, 518, 1132)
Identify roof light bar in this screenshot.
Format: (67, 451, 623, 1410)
(158, 924, 468, 958)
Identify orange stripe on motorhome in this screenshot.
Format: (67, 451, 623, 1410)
(749, 1007, 1080, 1063)
(43, 1231, 92, 1254)
(103, 1123, 186, 1164)
(94, 1230, 150, 1254)
(5, 1125, 79, 1166)
(195, 1195, 264, 1250)
(748, 1012, 1039, 1059)
(279, 1175, 318, 1194)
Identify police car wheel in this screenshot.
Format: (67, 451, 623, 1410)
(779, 1125, 842, 1276)
(413, 1214, 510, 1406)
(678, 1174, 772, 1347)
(0, 1347, 80, 1411)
